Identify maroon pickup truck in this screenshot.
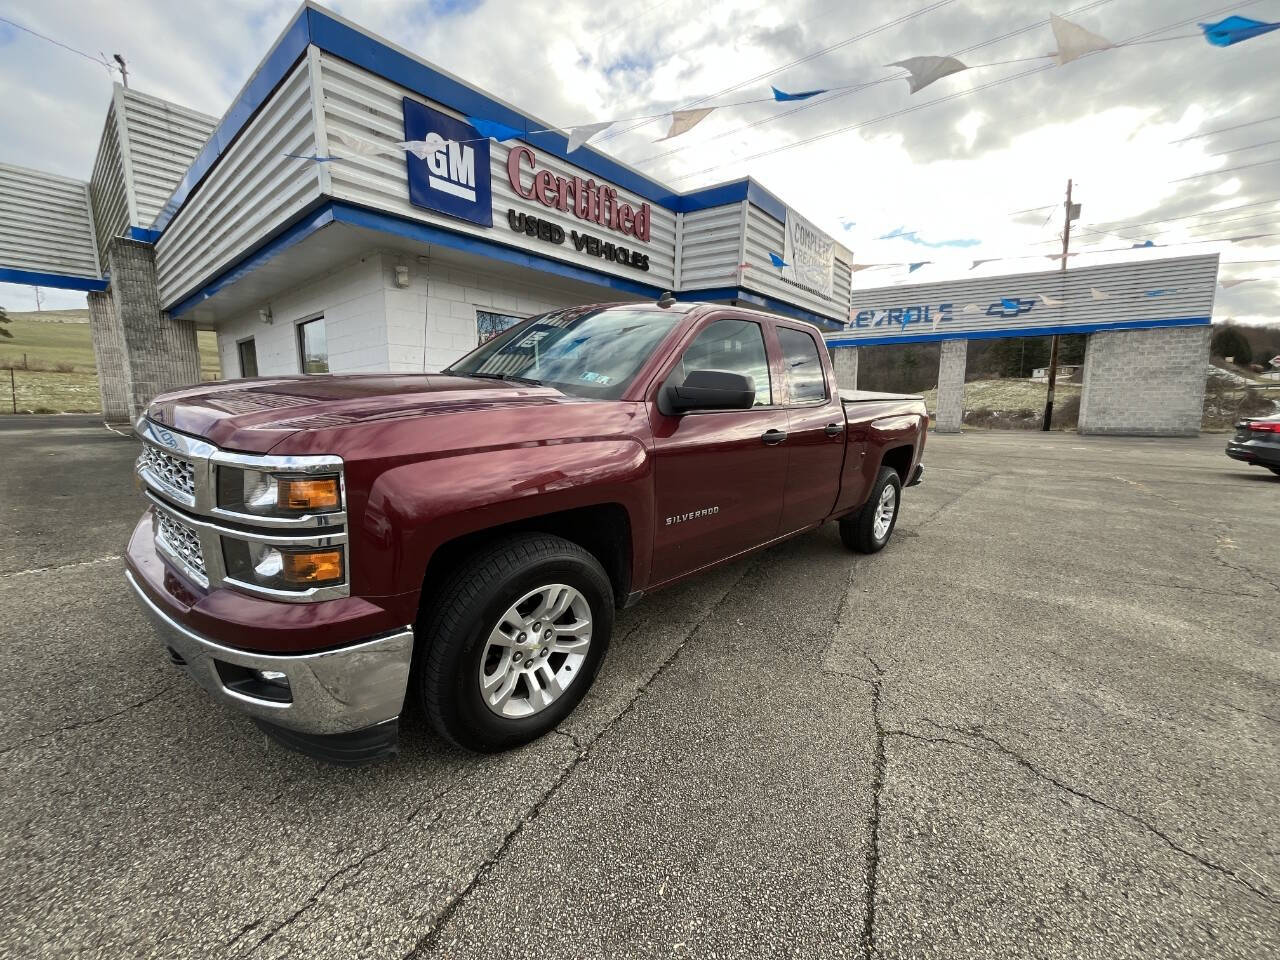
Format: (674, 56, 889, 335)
(126, 300, 926, 763)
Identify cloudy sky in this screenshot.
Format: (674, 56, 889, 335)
(1, 0, 1276, 323)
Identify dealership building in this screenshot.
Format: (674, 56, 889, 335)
(0, 1, 1214, 435)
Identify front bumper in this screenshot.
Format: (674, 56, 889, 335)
(126, 569, 414, 743)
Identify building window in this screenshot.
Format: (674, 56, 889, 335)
(297, 317, 328, 374)
(476, 309, 526, 344)
(237, 337, 259, 378)
(776, 326, 827, 403)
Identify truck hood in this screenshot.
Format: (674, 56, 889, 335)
(145, 374, 575, 452)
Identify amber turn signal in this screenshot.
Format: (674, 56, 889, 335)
(276, 476, 340, 511)
(280, 549, 344, 585)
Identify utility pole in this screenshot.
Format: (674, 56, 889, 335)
(32, 286, 44, 312)
(1042, 178, 1074, 431)
(113, 53, 128, 87)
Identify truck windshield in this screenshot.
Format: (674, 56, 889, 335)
(445, 306, 682, 400)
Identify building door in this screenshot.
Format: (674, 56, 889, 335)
(776, 324, 847, 532)
(649, 316, 789, 584)
(237, 338, 258, 378)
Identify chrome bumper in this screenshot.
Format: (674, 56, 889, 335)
(126, 570, 413, 736)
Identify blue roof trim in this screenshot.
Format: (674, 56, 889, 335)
(168, 204, 335, 317)
(151, 7, 311, 233)
(148, 2, 801, 233)
(127, 226, 162, 243)
(676, 285, 844, 330)
(824, 315, 1212, 348)
(0, 267, 107, 292)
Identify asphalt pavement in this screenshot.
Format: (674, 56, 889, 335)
(1, 416, 1276, 959)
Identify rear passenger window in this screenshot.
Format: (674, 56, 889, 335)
(679, 318, 772, 406)
(777, 327, 826, 403)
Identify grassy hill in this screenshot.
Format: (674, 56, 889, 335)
(1, 309, 220, 414)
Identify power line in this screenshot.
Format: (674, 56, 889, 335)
(598, 0, 959, 143)
(634, 0, 1122, 168)
(1171, 112, 1280, 143)
(662, 0, 1269, 184)
(1169, 154, 1280, 183)
(0, 14, 110, 70)
(1210, 136, 1280, 157)
(1062, 196, 1280, 238)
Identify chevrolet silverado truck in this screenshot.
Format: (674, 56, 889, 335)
(126, 300, 927, 764)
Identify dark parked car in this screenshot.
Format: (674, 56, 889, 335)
(1226, 413, 1280, 475)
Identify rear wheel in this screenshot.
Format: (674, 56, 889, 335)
(839, 466, 903, 554)
(416, 534, 613, 752)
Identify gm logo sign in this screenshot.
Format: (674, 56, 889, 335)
(402, 98, 492, 227)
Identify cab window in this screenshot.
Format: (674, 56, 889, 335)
(677, 318, 772, 406)
(777, 326, 826, 403)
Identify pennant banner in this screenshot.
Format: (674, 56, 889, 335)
(330, 130, 392, 157)
(1220, 278, 1257, 288)
(768, 251, 788, 269)
(1050, 13, 1114, 65)
(566, 121, 612, 153)
(908, 261, 929, 272)
(395, 133, 449, 160)
(468, 116, 524, 142)
(1200, 16, 1280, 47)
(657, 107, 715, 142)
(772, 86, 827, 101)
(1090, 287, 1110, 300)
(1039, 293, 1065, 305)
(888, 56, 968, 94)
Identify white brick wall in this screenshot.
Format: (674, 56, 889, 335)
(1078, 326, 1211, 436)
(217, 250, 630, 377)
(934, 339, 967, 433)
(830, 346, 858, 391)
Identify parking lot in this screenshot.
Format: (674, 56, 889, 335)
(1, 415, 1276, 959)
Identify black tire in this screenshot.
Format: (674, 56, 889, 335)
(416, 533, 613, 752)
(839, 466, 903, 554)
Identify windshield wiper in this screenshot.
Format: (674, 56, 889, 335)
(459, 372, 543, 386)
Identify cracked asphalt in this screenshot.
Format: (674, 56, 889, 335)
(1, 415, 1277, 959)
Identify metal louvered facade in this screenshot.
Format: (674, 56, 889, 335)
(678, 204, 744, 291)
(830, 255, 1219, 345)
(743, 202, 853, 323)
(118, 87, 217, 229)
(0, 163, 100, 280)
(89, 97, 130, 266)
(153, 59, 322, 306)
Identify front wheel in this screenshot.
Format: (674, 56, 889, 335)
(416, 534, 613, 752)
(839, 466, 903, 554)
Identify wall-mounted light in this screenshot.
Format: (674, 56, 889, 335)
(394, 263, 410, 288)
(259, 307, 273, 325)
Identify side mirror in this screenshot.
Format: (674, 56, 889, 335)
(666, 369, 755, 412)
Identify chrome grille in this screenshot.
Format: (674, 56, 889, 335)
(155, 508, 207, 583)
(140, 443, 196, 499)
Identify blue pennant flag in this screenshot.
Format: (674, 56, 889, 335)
(1145, 288, 1178, 297)
(1132, 240, 1155, 248)
(772, 86, 827, 102)
(908, 261, 928, 273)
(467, 116, 525, 142)
(768, 251, 788, 268)
(1199, 15, 1280, 46)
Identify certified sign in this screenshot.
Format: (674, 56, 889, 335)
(402, 98, 492, 227)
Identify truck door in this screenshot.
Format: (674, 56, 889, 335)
(648, 315, 789, 583)
(775, 324, 847, 533)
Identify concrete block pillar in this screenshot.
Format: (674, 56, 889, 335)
(87, 290, 130, 422)
(830, 346, 858, 391)
(934, 339, 967, 433)
(105, 237, 201, 420)
(1078, 326, 1210, 436)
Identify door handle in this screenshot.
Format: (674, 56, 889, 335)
(762, 428, 788, 445)
(824, 422, 844, 437)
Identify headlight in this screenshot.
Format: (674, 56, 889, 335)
(219, 467, 342, 517)
(223, 539, 346, 592)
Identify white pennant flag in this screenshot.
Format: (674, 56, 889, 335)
(1090, 287, 1110, 300)
(1050, 13, 1115, 65)
(330, 129, 390, 157)
(961, 303, 983, 314)
(1220, 278, 1257, 288)
(657, 107, 715, 142)
(1039, 292, 1065, 306)
(566, 121, 612, 153)
(888, 56, 968, 94)
(396, 133, 450, 160)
